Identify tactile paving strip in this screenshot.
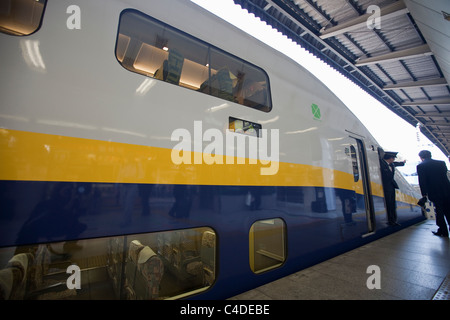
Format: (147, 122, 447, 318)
(433, 273, 450, 300)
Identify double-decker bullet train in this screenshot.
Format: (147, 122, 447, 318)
(0, 0, 423, 300)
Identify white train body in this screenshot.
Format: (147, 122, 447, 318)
(0, 0, 422, 300)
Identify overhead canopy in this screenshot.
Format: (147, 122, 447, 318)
(233, 0, 450, 158)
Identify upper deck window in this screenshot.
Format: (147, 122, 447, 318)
(0, 0, 47, 36)
(116, 9, 272, 112)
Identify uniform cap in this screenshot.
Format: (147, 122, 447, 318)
(383, 151, 398, 159)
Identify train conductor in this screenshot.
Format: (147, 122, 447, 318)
(380, 151, 405, 226)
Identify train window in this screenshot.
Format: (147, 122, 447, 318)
(249, 218, 286, 274)
(115, 9, 272, 112)
(0, 227, 216, 300)
(350, 145, 359, 182)
(0, 0, 47, 36)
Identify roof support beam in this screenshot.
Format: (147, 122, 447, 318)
(355, 44, 432, 66)
(421, 121, 450, 127)
(383, 78, 448, 90)
(416, 112, 450, 118)
(433, 130, 450, 134)
(402, 98, 450, 106)
(320, 1, 409, 39)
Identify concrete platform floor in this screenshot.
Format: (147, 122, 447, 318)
(229, 220, 450, 300)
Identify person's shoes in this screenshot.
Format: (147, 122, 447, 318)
(432, 231, 449, 237)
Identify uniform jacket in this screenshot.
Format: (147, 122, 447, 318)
(380, 160, 403, 191)
(417, 158, 450, 202)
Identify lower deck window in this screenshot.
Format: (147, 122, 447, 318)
(0, 227, 216, 300)
(249, 218, 286, 274)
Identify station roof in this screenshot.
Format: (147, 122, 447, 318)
(233, 0, 450, 158)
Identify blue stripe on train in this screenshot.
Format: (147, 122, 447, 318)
(0, 180, 424, 248)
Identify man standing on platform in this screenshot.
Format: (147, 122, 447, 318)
(417, 150, 450, 237)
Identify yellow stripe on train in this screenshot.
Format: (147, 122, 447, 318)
(0, 129, 405, 201)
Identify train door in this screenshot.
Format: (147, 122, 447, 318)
(349, 137, 376, 235)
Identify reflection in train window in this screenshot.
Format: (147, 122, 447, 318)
(249, 218, 286, 274)
(115, 9, 272, 112)
(0, 0, 47, 36)
(0, 227, 216, 300)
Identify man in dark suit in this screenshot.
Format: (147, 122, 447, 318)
(380, 151, 405, 226)
(417, 150, 450, 237)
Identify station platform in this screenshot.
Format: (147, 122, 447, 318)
(230, 220, 450, 300)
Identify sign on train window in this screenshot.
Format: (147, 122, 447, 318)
(115, 9, 272, 112)
(0, 227, 216, 300)
(249, 218, 286, 274)
(0, 0, 47, 36)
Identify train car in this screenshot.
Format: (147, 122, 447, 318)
(0, 0, 424, 300)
